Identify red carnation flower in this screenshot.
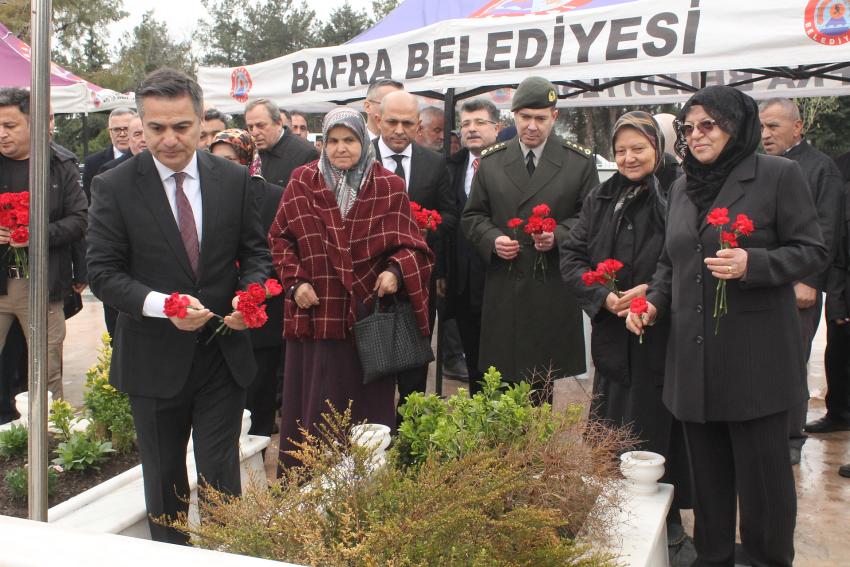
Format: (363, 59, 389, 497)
(731, 214, 754, 236)
(507, 217, 523, 230)
(532, 204, 551, 218)
(581, 270, 602, 286)
(264, 279, 283, 297)
(630, 296, 648, 314)
(706, 207, 730, 227)
(720, 230, 739, 248)
(163, 293, 190, 318)
(541, 217, 557, 233)
(523, 216, 544, 235)
(10, 226, 28, 244)
(597, 259, 624, 276)
(240, 301, 268, 328)
(244, 283, 267, 305)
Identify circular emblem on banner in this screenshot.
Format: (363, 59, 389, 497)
(804, 0, 850, 45)
(230, 67, 253, 103)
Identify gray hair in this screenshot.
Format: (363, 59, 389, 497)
(366, 78, 403, 99)
(109, 107, 136, 120)
(460, 98, 499, 123)
(0, 88, 30, 116)
(758, 98, 801, 121)
(135, 69, 203, 119)
(245, 98, 282, 124)
(420, 106, 444, 125)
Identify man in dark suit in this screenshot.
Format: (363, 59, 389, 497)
(95, 114, 148, 337)
(372, 90, 455, 417)
(444, 99, 501, 394)
(244, 98, 318, 188)
(81, 107, 135, 201)
(759, 98, 846, 464)
(87, 69, 270, 545)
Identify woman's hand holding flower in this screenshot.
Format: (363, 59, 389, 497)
(705, 247, 748, 280)
(626, 299, 658, 336)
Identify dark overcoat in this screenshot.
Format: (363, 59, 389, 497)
(647, 153, 828, 423)
(462, 135, 598, 381)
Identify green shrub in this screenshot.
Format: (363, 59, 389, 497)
(0, 424, 28, 460)
(49, 399, 75, 442)
(83, 333, 135, 453)
(52, 432, 114, 472)
(179, 395, 630, 566)
(5, 465, 59, 500)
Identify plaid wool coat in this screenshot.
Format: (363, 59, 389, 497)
(270, 161, 434, 340)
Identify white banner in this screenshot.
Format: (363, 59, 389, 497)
(199, 0, 850, 112)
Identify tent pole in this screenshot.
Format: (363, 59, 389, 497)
(434, 88, 455, 398)
(28, 0, 53, 522)
(82, 113, 89, 158)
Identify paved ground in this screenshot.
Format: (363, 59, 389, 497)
(62, 293, 850, 565)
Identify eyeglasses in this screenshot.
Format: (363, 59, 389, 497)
(460, 118, 497, 129)
(679, 119, 718, 138)
(109, 127, 130, 135)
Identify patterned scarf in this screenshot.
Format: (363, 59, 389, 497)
(210, 128, 263, 178)
(318, 106, 375, 217)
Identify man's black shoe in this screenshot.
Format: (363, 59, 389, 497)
(839, 464, 850, 478)
(803, 416, 850, 434)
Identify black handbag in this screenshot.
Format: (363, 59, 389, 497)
(353, 295, 434, 384)
(63, 291, 83, 319)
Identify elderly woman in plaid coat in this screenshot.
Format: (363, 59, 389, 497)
(270, 106, 434, 469)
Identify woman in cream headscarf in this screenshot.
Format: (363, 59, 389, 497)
(561, 111, 693, 556)
(269, 107, 433, 470)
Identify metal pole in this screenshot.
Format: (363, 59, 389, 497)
(28, 0, 53, 522)
(81, 113, 89, 158)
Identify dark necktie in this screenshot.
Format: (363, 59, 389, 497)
(526, 150, 535, 177)
(391, 154, 406, 186)
(173, 172, 200, 278)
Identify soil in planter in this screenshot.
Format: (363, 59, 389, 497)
(0, 437, 139, 519)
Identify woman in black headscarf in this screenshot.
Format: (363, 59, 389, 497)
(561, 111, 691, 554)
(627, 86, 827, 566)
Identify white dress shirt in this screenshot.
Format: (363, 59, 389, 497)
(142, 153, 203, 318)
(378, 137, 413, 188)
(112, 146, 125, 160)
(465, 153, 481, 196)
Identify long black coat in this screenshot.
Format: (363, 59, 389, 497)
(259, 128, 318, 188)
(561, 174, 669, 389)
(462, 136, 598, 381)
(250, 177, 284, 349)
(647, 153, 828, 423)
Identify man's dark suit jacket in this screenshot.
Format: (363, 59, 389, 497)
(86, 151, 271, 399)
(97, 151, 133, 176)
(372, 139, 456, 274)
(249, 177, 284, 349)
(445, 148, 485, 314)
(259, 127, 319, 188)
(82, 146, 120, 201)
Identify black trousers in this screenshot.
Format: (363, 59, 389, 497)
(683, 411, 796, 567)
(454, 285, 484, 395)
(245, 344, 283, 437)
(788, 294, 822, 448)
(0, 320, 26, 423)
(129, 341, 246, 545)
(824, 320, 850, 422)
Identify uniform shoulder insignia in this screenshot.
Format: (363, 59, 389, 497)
(480, 142, 507, 157)
(562, 139, 593, 158)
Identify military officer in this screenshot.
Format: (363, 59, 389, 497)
(461, 77, 599, 403)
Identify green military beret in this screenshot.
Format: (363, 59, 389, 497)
(511, 76, 558, 111)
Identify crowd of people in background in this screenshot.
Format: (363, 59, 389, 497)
(0, 67, 849, 565)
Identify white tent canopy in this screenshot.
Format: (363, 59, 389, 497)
(198, 0, 850, 112)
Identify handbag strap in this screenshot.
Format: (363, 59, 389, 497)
(371, 293, 399, 314)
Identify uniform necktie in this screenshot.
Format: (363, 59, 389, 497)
(472, 157, 480, 177)
(173, 172, 200, 278)
(390, 154, 406, 185)
(526, 150, 535, 177)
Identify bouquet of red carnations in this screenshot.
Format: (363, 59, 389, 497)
(706, 207, 755, 334)
(164, 278, 283, 343)
(524, 204, 557, 281)
(581, 258, 625, 295)
(410, 202, 442, 232)
(0, 192, 30, 278)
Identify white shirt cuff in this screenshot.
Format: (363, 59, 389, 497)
(142, 291, 170, 318)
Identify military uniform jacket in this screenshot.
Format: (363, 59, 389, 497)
(462, 135, 598, 381)
(647, 154, 827, 423)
